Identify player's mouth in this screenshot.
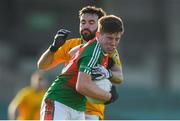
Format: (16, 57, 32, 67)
(82, 29, 91, 35)
(107, 47, 115, 53)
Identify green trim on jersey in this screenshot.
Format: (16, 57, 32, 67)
(78, 41, 102, 75)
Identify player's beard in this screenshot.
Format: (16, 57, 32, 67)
(80, 29, 97, 42)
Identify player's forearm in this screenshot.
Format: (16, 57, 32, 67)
(8, 112, 15, 120)
(8, 103, 17, 120)
(76, 72, 111, 101)
(110, 64, 123, 84)
(78, 81, 111, 101)
(68, 45, 81, 58)
(110, 70, 123, 84)
(37, 49, 56, 71)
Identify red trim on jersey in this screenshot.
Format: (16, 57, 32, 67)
(44, 99, 54, 120)
(64, 38, 97, 88)
(101, 56, 109, 68)
(96, 32, 100, 38)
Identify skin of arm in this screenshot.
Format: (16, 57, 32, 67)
(68, 45, 81, 58)
(8, 89, 25, 120)
(37, 39, 81, 71)
(37, 49, 60, 71)
(38, 45, 79, 71)
(76, 72, 111, 101)
(110, 64, 123, 84)
(8, 102, 18, 120)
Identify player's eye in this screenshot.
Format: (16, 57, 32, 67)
(89, 20, 95, 25)
(115, 38, 120, 42)
(107, 37, 113, 40)
(81, 20, 86, 25)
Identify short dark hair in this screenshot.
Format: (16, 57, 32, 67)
(79, 6, 106, 19)
(98, 15, 124, 34)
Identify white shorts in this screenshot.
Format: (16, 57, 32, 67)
(40, 99, 85, 120)
(85, 114, 100, 120)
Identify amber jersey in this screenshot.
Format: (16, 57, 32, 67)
(11, 87, 45, 120)
(53, 38, 82, 65)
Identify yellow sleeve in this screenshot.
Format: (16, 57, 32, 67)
(54, 38, 81, 65)
(109, 49, 121, 65)
(10, 87, 31, 107)
(109, 49, 124, 84)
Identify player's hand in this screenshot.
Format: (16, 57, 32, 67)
(49, 29, 71, 52)
(91, 64, 112, 80)
(105, 85, 118, 105)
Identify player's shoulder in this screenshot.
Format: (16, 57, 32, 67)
(84, 39, 99, 48)
(63, 38, 81, 49)
(88, 39, 100, 51)
(16, 86, 33, 96)
(19, 86, 31, 92)
(109, 49, 122, 65)
(81, 39, 101, 55)
(66, 38, 81, 44)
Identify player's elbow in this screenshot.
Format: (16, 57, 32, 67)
(116, 77, 123, 84)
(76, 82, 87, 94)
(37, 63, 44, 70)
(37, 61, 49, 71)
(76, 83, 83, 93)
(110, 76, 123, 84)
(76, 72, 91, 94)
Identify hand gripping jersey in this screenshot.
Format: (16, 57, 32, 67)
(44, 39, 109, 112)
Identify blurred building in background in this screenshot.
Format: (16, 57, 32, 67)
(0, 0, 180, 119)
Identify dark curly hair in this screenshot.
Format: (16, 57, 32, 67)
(79, 6, 106, 19)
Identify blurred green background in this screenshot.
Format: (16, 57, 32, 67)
(0, 0, 180, 119)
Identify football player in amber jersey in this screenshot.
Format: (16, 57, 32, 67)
(38, 6, 123, 120)
(8, 70, 48, 120)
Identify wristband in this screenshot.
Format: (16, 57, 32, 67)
(49, 45, 58, 52)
